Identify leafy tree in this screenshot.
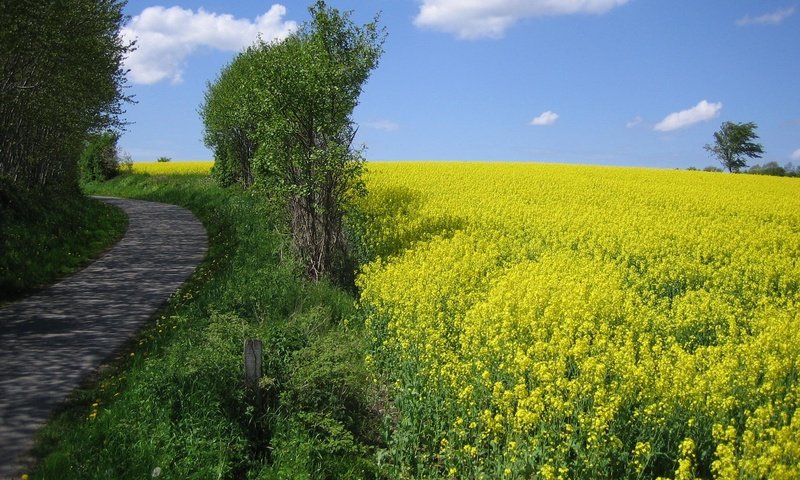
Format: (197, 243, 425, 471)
(748, 161, 785, 177)
(202, 1, 385, 283)
(258, 2, 384, 283)
(201, 46, 262, 188)
(79, 132, 119, 182)
(704, 121, 765, 173)
(0, 0, 132, 191)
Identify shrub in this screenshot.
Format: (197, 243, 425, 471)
(202, 1, 385, 285)
(79, 132, 119, 182)
(746, 161, 800, 177)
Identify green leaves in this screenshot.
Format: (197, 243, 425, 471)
(202, 1, 385, 284)
(0, 0, 132, 191)
(79, 132, 120, 182)
(704, 121, 765, 173)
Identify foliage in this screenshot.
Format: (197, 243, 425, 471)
(0, 179, 126, 303)
(201, 44, 261, 188)
(704, 122, 765, 173)
(201, 0, 385, 285)
(32, 173, 383, 478)
(0, 0, 132, 192)
(356, 162, 800, 479)
(747, 161, 799, 178)
(79, 131, 120, 182)
(156, 156, 171, 163)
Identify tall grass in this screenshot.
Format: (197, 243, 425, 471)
(0, 181, 127, 304)
(31, 173, 382, 478)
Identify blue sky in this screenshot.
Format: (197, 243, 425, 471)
(119, 0, 799, 169)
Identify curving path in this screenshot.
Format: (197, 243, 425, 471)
(0, 197, 208, 477)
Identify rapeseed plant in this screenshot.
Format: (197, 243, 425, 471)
(357, 162, 800, 479)
(131, 161, 213, 175)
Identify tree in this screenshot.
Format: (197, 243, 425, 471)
(79, 132, 120, 182)
(704, 121, 765, 173)
(255, 4, 384, 283)
(748, 161, 785, 177)
(0, 0, 132, 191)
(201, 46, 263, 188)
(202, 1, 385, 283)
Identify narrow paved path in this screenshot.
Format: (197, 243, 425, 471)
(0, 197, 207, 478)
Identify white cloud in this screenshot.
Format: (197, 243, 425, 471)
(530, 111, 559, 126)
(414, 0, 630, 39)
(654, 100, 722, 132)
(792, 149, 800, 161)
(736, 6, 796, 26)
(626, 116, 643, 128)
(364, 120, 400, 131)
(122, 5, 297, 85)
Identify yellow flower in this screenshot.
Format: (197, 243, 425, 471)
(357, 162, 800, 477)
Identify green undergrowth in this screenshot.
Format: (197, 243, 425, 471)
(0, 180, 127, 304)
(30, 174, 384, 478)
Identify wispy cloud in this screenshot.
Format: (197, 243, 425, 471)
(626, 116, 643, 128)
(122, 5, 297, 85)
(414, 0, 630, 39)
(363, 120, 400, 131)
(654, 100, 722, 132)
(530, 111, 559, 126)
(792, 149, 800, 161)
(736, 6, 796, 26)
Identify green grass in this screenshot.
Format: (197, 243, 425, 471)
(0, 182, 127, 304)
(30, 173, 383, 478)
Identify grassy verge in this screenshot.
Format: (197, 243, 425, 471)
(30, 173, 382, 478)
(0, 181, 127, 304)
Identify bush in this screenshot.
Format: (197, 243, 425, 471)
(202, 1, 385, 285)
(747, 161, 799, 177)
(79, 132, 119, 182)
(156, 156, 171, 163)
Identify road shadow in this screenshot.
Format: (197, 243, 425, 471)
(0, 197, 207, 478)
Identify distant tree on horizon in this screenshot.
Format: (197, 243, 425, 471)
(747, 161, 800, 178)
(704, 121, 764, 173)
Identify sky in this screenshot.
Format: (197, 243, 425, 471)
(118, 0, 800, 169)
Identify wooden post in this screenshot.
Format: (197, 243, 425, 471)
(244, 339, 262, 408)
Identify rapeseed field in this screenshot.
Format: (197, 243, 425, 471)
(355, 162, 800, 479)
(131, 161, 213, 175)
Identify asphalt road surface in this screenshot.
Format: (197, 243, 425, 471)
(0, 197, 207, 478)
